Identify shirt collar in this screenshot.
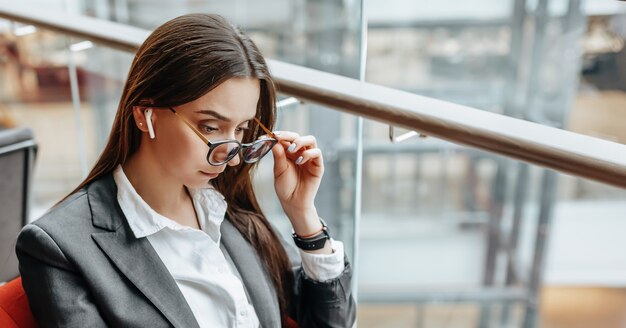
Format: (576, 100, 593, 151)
(112, 165, 228, 241)
(188, 181, 228, 244)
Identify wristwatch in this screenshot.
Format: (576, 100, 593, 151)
(292, 219, 331, 251)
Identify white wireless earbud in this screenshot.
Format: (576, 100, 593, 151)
(145, 108, 155, 139)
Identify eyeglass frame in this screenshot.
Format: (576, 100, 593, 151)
(154, 106, 278, 166)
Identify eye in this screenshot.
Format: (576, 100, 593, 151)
(235, 126, 250, 134)
(200, 125, 218, 134)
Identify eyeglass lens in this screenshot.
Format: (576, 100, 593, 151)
(207, 139, 275, 165)
(208, 142, 241, 165)
(242, 139, 275, 163)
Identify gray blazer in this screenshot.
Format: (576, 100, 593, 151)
(16, 174, 356, 327)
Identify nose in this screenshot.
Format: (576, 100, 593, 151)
(227, 152, 241, 166)
(225, 131, 243, 167)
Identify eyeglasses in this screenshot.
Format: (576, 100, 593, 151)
(167, 107, 278, 166)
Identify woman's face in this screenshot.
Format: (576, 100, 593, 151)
(149, 77, 260, 188)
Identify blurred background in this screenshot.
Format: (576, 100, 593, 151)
(1, 0, 626, 327)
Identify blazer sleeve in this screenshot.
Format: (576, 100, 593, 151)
(16, 224, 108, 328)
(280, 232, 357, 328)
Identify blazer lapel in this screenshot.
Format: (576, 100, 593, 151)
(87, 175, 200, 328)
(220, 218, 281, 327)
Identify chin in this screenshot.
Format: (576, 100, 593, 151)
(185, 179, 213, 189)
(184, 173, 217, 188)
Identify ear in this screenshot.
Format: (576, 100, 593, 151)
(132, 106, 156, 137)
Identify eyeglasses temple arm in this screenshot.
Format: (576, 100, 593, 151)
(254, 118, 276, 138)
(168, 107, 210, 144)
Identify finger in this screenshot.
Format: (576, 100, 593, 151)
(286, 135, 317, 154)
(277, 140, 300, 161)
(295, 148, 323, 167)
(272, 131, 300, 142)
(271, 140, 290, 176)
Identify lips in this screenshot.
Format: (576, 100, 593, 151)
(200, 171, 220, 178)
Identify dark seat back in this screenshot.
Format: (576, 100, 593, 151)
(0, 127, 36, 282)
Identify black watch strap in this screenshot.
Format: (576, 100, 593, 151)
(292, 219, 330, 251)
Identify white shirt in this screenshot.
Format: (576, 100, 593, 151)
(113, 166, 344, 328)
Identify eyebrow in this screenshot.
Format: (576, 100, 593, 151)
(195, 109, 231, 122)
(195, 109, 255, 124)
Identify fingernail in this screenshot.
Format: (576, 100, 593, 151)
(273, 131, 282, 135)
(295, 156, 303, 165)
(288, 143, 296, 153)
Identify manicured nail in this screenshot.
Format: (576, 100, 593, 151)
(295, 156, 303, 165)
(288, 143, 296, 153)
(273, 131, 282, 135)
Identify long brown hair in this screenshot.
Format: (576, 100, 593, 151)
(67, 13, 293, 321)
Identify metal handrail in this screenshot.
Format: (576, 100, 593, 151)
(2, 4, 626, 188)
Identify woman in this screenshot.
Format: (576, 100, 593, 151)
(16, 14, 356, 327)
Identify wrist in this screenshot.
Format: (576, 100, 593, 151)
(292, 218, 331, 252)
(286, 207, 322, 237)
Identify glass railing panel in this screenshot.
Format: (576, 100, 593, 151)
(0, 23, 77, 217)
(0, 4, 366, 261)
(356, 116, 626, 327)
(74, 44, 131, 152)
(365, 0, 595, 139)
(71, 0, 364, 78)
(359, 121, 520, 289)
(0, 18, 133, 216)
(354, 2, 626, 325)
(11, 0, 364, 75)
(0, 5, 367, 266)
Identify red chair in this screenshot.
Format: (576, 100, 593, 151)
(286, 316, 299, 328)
(0, 277, 37, 328)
